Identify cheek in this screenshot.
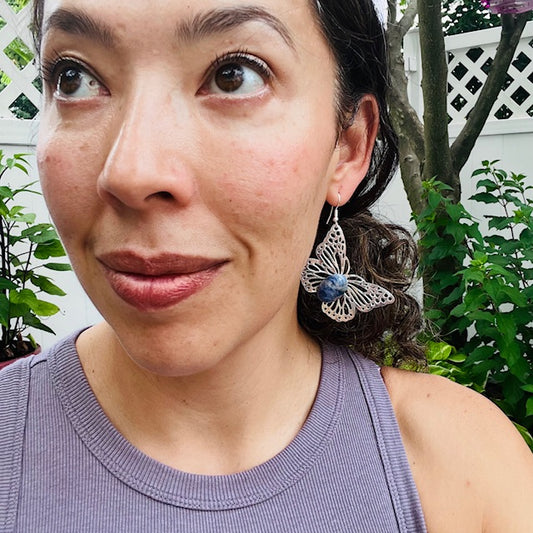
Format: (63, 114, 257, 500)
(37, 134, 101, 243)
(213, 138, 332, 232)
(205, 133, 335, 280)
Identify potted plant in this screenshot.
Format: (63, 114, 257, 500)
(0, 150, 70, 369)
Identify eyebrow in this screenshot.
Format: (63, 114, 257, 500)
(176, 6, 295, 50)
(43, 8, 115, 48)
(42, 6, 295, 52)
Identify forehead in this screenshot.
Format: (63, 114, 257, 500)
(40, 0, 321, 52)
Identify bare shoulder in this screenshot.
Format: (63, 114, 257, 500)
(381, 367, 533, 533)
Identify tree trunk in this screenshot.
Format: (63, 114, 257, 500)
(418, 0, 460, 200)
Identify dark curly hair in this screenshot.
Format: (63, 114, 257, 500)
(300, 0, 425, 366)
(30, 0, 424, 366)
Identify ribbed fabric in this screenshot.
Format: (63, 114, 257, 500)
(0, 332, 427, 532)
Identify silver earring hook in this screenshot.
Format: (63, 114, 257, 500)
(326, 193, 341, 225)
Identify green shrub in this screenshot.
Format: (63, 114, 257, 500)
(414, 161, 533, 449)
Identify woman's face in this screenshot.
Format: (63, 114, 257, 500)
(37, 0, 374, 375)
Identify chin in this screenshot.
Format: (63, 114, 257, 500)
(116, 331, 226, 378)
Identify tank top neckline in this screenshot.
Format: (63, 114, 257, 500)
(49, 332, 346, 510)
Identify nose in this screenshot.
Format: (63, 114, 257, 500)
(98, 89, 196, 211)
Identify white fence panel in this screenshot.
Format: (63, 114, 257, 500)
(0, 1, 40, 120)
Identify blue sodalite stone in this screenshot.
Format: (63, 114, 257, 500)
(317, 274, 348, 303)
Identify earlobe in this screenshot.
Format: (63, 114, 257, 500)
(326, 95, 379, 206)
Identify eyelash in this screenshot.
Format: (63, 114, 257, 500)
(207, 49, 272, 84)
(41, 53, 94, 88)
(41, 55, 80, 86)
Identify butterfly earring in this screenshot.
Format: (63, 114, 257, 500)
(300, 197, 395, 322)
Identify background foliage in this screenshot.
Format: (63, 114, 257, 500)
(0, 151, 70, 361)
(415, 162, 533, 449)
(443, 0, 504, 35)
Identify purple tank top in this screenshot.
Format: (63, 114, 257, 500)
(0, 332, 427, 532)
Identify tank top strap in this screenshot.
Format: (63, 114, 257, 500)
(331, 345, 427, 533)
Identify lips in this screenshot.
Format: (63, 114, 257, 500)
(97, 251, 226, 311)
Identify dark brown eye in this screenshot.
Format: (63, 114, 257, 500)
(214, 64, 246, 93)
(58, 68, 83, 95)
(205, 55, 268, 96)
(53, 64, 104, 99)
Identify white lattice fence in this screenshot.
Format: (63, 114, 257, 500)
(0, 0, 39, 122)
(404, 21, 533, 138)
(447, 25, 533, 125)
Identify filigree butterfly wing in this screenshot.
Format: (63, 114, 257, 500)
(345, 275, 395, 313)
(314, 222, 351, 276)
(301, 222, 350, 294)
(301, 258, 327, 293)
(321, 293, 357, 322)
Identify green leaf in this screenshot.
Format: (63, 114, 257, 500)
(30, 299, 60, 317)
(464, 287, 489, 309)
(464, 346, 495, 365)
(484, 278, 505, 304)
(21, 313, 55, 335)
(0, 186, 14, 199)
(12, 162, 28, 175)
(475, 321, 499, 339)
(8, 205, 25, 217)
(425, 308, 444, 321)
(10, 289, 60, 316)
(7, 301, 28, 320)
(0, 199, 9, 216)
(495, 313, 517, 344)
(43, 262, 71, 271)
(450, 303, 467, 317)
(444, 223, 467, 244)
(521, 385, 533, 394)
(462, 269, 484, 284)
(513, 423, 533, 451)
(488, 216, 513, 231)
(434, 271, 460, 290)
(0, 277, 17, 290)
(526, 397, 533, 418)
(7, 212, 36, 224)
(470, 192, 499, 204)
(441, 285, 465, 306)
(468, 310, 494, 323)
(30, 275, 66, 296)
(475, 178, 498, 191)
(446, 203, 468, 223)
(472, 168, 490, 177)
(428, 189, 443, 210)
(0, 293, 10, 328)
(34, 240, 67, 259)
(426, 341, 453, 362)
(21, 224, 59, 244)
(499, 286, 528, 307)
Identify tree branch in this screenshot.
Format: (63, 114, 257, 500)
(387, 0, 426, 213)
(399, 0, 418, 37)
(387, 0, 425, 162)
(450, 13, 529, 174)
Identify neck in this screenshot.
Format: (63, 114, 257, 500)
(77, 322, 322, 475)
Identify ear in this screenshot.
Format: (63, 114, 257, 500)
(326, 95, 379, 206)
